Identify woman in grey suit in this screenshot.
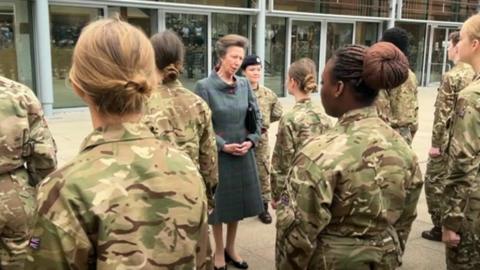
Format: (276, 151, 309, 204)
(195, 34, 263, 270)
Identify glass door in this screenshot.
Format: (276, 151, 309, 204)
(426, 27, 456, 86)
(290, 20, 321, 68)
(326, 22, 354, 61)
(166, 13, 208, 91)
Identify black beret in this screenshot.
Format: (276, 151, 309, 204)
(241, 55, 262, 70)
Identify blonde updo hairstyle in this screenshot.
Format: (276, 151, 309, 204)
(151, 30, 184, 84)
(69, 16, 156, 116)
(288, 58, 318, 93)
(462, 14, 480, 42)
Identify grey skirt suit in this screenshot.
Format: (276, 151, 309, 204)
(195, 70, 264, 224)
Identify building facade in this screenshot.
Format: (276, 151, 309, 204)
(0, 0, 478, 114)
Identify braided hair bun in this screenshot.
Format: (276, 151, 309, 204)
(362, 41, 409, 90)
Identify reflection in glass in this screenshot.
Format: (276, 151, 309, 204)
(355, 22, 379, 46)
(428, 28, 448, 85)
(162, 0, 254, 8)
(211, 14, 249, 68)
(264, 17, 286, 97)
(326, 23, 353, 61)
(50, 6, 103, 108)
(291, 21, 320, 68)
(166, 13, 208, 91)
(0, 6, 17, 82)
(402, 0, 478, 22)
(396, 22, 426, 81)
(274, 0, 389, 17)
(108, 7, 157, 36)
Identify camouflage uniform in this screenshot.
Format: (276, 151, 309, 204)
(0, 76, 57, 269)
(271, 98, 331, 202)
(425, 62, 475, 228)
(375, 69, 419, 145)
(253, 85, 282, 202)
(275, 106, 423, 270)
(442, 75, 480, 270)
(144, 80, 218, 209)
(26, 123, 209, 269)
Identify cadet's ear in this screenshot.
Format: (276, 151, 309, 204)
(334, 80, 345, 98)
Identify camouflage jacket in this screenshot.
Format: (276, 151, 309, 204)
(271, 98, 332, 201)
(431, 62, 475, 150)
(253, 85, 283, 130)
(442, 75, 480, 232)
(276, 106, 423, 269)
(375, 70, 419, 144)
(144, 80, 218, 208)
(0, 76, 57, 183)
(26, 122, 209, 269)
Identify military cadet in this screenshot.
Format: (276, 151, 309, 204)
(144, 30, 218, 210)
(270, 58, 331, 207)
(422, 31, 475, 242)
(0, 76, 57, 269)
(241, 55, 283, 224)
(26, 17, 209, 269)
(375, 27, 419, 145)
(275, 43, 423, 270)
(441, 14, 480, 270)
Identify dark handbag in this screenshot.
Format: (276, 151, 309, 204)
(245, 100, 258, 133)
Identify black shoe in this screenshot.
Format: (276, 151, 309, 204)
(214, 265, 227, 270)
(421, 226, 442, 242)
(258, 202, 272, 224)
(225, 250, 248, 269)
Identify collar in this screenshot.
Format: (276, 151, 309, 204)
(210, 69, 238, 94)
(337, 106, 378, 126)
(80, 122, 155, 153)
(294, 97, 312, 107)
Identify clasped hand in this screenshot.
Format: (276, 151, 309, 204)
(223, 141, 253, 156)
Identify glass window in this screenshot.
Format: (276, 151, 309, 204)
(153, 0, 255, 8)
(211, 13, 249, 69)
(274, 0, 389, 17)
(50, 5, 103, 108)
(402, 0, 479, 22)
(0, 1, 35, 89)
(355, 22, 379, 46)
(108, 7, 157, 36)
(291, 20, 321, 68)
(166, 13, 208, 91)
(395, 22, 426, 82)
(264, 17, 286, 97)
(326, 23, 354, 61)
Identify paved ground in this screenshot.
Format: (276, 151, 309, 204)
(47, 87, 445, 270)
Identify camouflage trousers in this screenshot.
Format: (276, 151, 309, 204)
(424, 154, 447, 227)
(255, 133, 271, 202)
(276, 232, 399, 270)
(0, 168, 36, 270)
(446, 227, 480, 270)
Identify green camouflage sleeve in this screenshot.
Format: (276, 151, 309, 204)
(442, 95, 480, 232)
(26, 177, 91, 269)
(393, 161, 423, 251)
(270, 94, 283, 123)
(271, 117, 295, 201)
(25, 90, 57, 181)
(199, 105, 218, 209)
(431, 75, 455, 149)
(276, 152, 333, 269)
(390, 76, 419, 144)
(26, 217, 90, 270)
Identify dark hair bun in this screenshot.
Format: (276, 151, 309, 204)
(362, 42, 409, 90)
